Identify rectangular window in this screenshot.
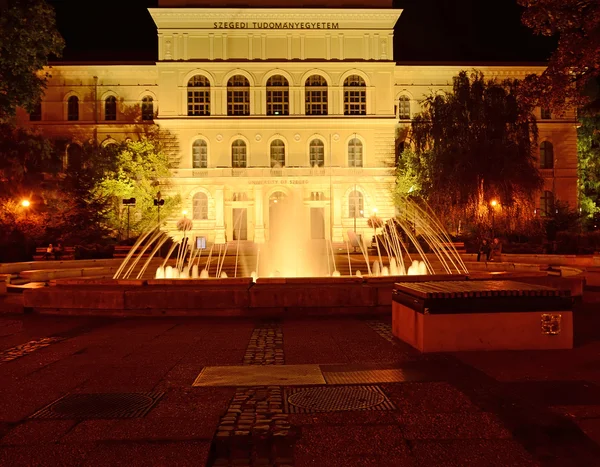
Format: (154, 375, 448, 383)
(267, 90, 289, 115)
(188, 90, 210, 116)
(228, 90, 250, 116)
(232, 147, 247, 168)
(306, 90, 328, 115)
(344, 90, 366, 115)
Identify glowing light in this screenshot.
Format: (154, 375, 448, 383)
(182, 209, 188, 216)
(21, 199, 30, 207)
(490, 199, 498, 207)
(372, 207, 378, 214)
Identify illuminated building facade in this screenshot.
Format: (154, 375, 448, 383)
(19, 0, 578, 244)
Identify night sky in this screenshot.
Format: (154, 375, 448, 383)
(46, 0, 557, 63)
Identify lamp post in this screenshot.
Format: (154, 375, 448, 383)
(122, 197, 136, 240)
(154, 192, 165, 226)
(21, 199, 30, 219)
(490, 199, 498, 237)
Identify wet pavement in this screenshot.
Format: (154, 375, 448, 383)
(0, 291, 599, 466)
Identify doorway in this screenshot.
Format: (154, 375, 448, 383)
(232, 208, 247, 240)
(268, 191, 287, 240)
(310, 207, 325, 239)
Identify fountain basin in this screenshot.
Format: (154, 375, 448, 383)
(22, 271, 583, 319)
(23, 274, 467, 317)
(392, 280, 574, 352)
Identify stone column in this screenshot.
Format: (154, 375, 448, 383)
(254, 185, 265, 243)
(215, 187, 226, 244)
(332, 186, 344, 242)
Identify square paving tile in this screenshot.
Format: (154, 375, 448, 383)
(192, 364, 325, 386)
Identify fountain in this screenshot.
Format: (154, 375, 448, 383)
(20, 191, 576, 354)
(112, 195, 468, 282)
(24, 194, 512, 319)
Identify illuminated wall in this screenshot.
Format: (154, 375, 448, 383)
(17, 6, 578, 243)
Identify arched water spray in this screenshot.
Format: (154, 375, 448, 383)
(113, 228, 159, 279)
(117, 193, 468, 280)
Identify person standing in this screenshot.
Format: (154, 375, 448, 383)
(44, 244, 54, 260)
(54, 242, 64, 260)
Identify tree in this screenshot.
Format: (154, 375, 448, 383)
(0, 122, 61, 195)
(577, 114, 600, 223)
(399, 70, 543, 226)
(0, 0, 64, 120)
(518, 0, 600, 113)
(91, 131, 181, 237)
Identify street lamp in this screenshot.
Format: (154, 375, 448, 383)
(490, 199, 498, 237)
(122, 197, 136, 240)
(21, 199, 30, 219)
(154, 192, 165, 226)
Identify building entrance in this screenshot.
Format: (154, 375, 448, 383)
(310, 207, 325, 239)
(268, 191, 287, 241)
(232, 208, 247, 240)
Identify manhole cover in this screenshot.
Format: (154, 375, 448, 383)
(284, 386, 395, 413)
(30, 391, 164, 419)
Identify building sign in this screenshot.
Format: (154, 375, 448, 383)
(214, 22, 339, 30)
(249, 179, 309, 185)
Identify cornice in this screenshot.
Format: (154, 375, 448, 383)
(149, 8, 402, 29)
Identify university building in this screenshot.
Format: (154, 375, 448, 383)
(19, 0, 578, 245)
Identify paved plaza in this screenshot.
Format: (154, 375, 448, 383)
(0, 288, 599, 466)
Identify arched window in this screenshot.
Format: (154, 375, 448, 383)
(29, 101, 42, 121)
(187, 75, 210, 116)
(192, 140, 207, 168)
(141, 96, 154, 121)
(270, 139, 285, 167)
(227, 75, 250, 116)
(105, 96, 117, 121)
(348, 190, 364, 218)
(540, 141, 554, 169)
(193, 192, 208, 220)
(398, 96, 410, 120)
(266, 75, 289, 116)
(231, 139, 247, 168)
(309, 139, 324, 167)
(305, 75, 328, 115)
(67, 96, 79, 121)
(344, 75, 366, 115)
(539, 190, 554, 217)
(348, 138, 363, 167)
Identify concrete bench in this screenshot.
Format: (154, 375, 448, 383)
(392, 279, 573, 352)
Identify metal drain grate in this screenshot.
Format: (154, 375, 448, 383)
(283, 386, 395, 413)
(30, 391, 164, 420)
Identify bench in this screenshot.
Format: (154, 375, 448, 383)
(392, 280, 573, 352)
(34, 247, 75, 261)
